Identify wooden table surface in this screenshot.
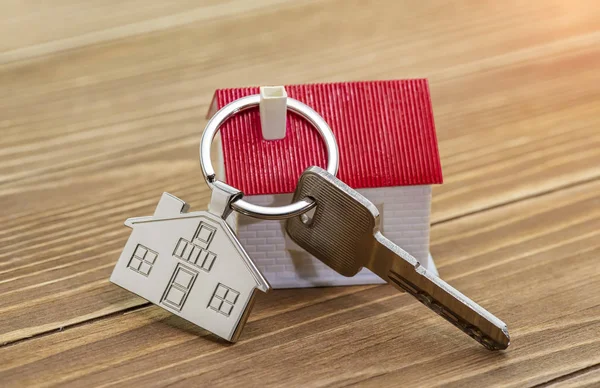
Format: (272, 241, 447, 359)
(1, 1, 599, 387)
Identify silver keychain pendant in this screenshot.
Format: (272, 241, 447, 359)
(111, 94, 339, 342)
(110, 183, 270, 342)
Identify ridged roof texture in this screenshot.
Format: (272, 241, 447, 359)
(211, 80, 443, 196)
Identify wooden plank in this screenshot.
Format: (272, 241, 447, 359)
(0, 178, 598, 387)
(543, 366, 600, 388)
(0, 0, 295, 62)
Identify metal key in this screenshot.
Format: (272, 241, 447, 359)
(286, 166, 510, 350)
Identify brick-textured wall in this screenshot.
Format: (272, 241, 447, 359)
(233, 186, 433, 288)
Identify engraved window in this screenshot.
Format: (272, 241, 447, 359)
(173, 221, 217, 272)
(127, 244, 158, 276)
(208, 284, 239, 317)
(194, 223, 216, 249)
(161, 264, 198, 311)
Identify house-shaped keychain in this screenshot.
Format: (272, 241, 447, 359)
(110, 192, 270, 341)
(208, 80, 443, 288)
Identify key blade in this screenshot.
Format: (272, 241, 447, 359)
(377, 234, 510, 350)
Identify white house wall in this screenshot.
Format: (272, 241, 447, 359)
(231, 185, 433, 288)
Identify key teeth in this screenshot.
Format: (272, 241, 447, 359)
(502, 326, 511, 348)
(484, 325, 510, 351)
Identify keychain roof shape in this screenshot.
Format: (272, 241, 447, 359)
(207, 80, 443, 289)
(208, 80, 443, 195)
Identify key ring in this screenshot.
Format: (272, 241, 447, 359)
(200, 94, 339, 220)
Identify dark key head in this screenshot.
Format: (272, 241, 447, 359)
(286, 166, 380, 277)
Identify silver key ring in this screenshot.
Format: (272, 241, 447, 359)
(200, 94, 339, 220)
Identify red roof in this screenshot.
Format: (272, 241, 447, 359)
(210, 80, 443, 196)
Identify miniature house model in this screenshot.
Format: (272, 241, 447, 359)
(110, 193, 270, 341)
(208, 80, 443, 288)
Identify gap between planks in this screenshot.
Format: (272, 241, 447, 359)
(533, 363, 600, 388)
(431, 174, 600, 226)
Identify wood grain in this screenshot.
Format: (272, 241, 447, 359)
(1, 179, 599, 387)
(0, 0, 599, 386)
